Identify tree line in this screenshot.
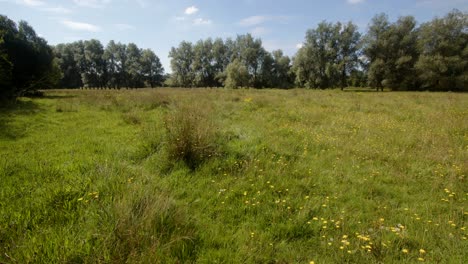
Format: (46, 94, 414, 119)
(168, 9, 467, 91)
(0, 15, 61, 99)
(1, 9, 467, 100)
(54, 40, 164, 89)
(0, 15, 164, 100)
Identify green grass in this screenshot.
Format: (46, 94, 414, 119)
(0, 88, 467, 263)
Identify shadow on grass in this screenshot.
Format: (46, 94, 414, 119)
(40, 94, 77, 99)
(0, 99, 42, 140)
(342, 88, 387, 92)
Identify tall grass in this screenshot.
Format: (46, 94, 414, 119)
(164, 103, 222, 170)
(0, 88, 466, 263)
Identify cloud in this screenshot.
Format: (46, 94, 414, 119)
(17, 0, 45, 7)
(296, 43, 304, 49)
(134, 0, 148, 7)
(185, 6, 199, 15)
(193, 18, 212, 25)
(73, 0, 111, 8)
(239, 15, 268, 27)
(42, 6, 72, 14)
(115, 23, 135, 30)
(347, 0, 365, 4)
(61, 20, 101, 32)
(239, 15, 290, 27)
(250, 26, 270, 36)
(175, 16, 186, 21)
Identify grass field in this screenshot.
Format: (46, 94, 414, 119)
(0, 88, 467, 263)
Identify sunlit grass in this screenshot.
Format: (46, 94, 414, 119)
(0, 88, 466, 263)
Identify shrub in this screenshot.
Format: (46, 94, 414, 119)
(164, 104, 221, 170)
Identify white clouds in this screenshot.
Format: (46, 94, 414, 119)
(61, 20, 101, 32)
(17, 0, 45, 7)
(239, 15, 289, 27)
(115, 23, 135, 30)
(185, 6, 199, 15)
(176, 6, 212, 26)
(296, 43, 304, 49)
(42, 6, 72, 14)
(250, 26, 269, 36)
(134, 0, 148, 8)
(73, 0, 111, 8)
(347, 0, 365, 4)
(193, 18, 212, 25)
(239, 16, 268, 27)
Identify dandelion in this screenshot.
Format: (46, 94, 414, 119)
(402, 249, 409, 253)
(418, 257, 424, 261)
(419, 249, 426, 254)
(309, 261, 315, 264)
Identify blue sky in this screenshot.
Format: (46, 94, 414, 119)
(1, 0, 467, 72)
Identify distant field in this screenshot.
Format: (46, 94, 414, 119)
(0, 88, 467, 263)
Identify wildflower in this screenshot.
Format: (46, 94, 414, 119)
(419, 249, 426, 254)
(310, 261, 315, 264)
(402, 249, 409, 253)
(418, 257, 424, 261)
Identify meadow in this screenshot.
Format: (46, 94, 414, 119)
(0, 88, 466, 263)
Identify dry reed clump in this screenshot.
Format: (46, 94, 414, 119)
(111, 190, 198, 262)
(164, 103, 221, 170)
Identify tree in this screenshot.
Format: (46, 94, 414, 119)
(0, 15, 58, 98)
(81, 39, 106, 88)
(126, 43, 142, 88)
(363, 14, 391, 91)
(416, 9, 468, 91)
(293, 21, 344, 89)
(140, 49, 164, 88)
(234, 34, 266, 87)
(169, 41, 194, 87)
(54, 43, 82, 88)
(337, 22, 361, 90)
(225, 59, 249, 88)
(192, 38, 216, 87)
(273, 50, 293, 88)
(0, 30, 13, 98)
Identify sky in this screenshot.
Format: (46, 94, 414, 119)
(1, 0, 467, 72)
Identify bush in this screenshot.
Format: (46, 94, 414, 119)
(164, 104, 221, 170)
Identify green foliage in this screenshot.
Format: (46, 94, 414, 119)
(0, 15, 57, 98)
(363, 14, 419, 90)
(169, 41, 195, 87)
(293, 21, 361, 89)
(416, 10, 468, 91)
(225, 59, 249, 88)
(169, 34, 294, 89)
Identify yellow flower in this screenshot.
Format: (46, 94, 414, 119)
(310, 261, 315, 264)
(419, 249, 426, 254)
(402, 249, 409, 253)
(418, 257, 424, 261)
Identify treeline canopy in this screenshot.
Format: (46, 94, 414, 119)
(168, 9, 467, 91)
(168, 35, 293, 89)
(54, 40, 164, 89)
(0, 15, 61, 99)
(1, 9, 467, 98)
